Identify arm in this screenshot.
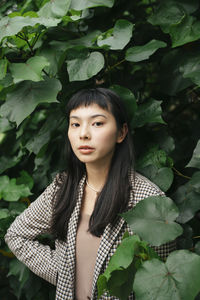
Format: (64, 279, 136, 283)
(4, 176, 61, 285)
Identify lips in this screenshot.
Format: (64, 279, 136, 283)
(78, 145, 95, 154)
(78, 146, 94, 149)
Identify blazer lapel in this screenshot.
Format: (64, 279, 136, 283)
(91, 169, 135, 299)
(91, 216, 126, 299)
(56, 175, 86, 300)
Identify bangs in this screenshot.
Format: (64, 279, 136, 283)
(66, 89, 110, 116)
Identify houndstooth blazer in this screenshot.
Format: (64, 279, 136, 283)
(5, 170, 176, 300)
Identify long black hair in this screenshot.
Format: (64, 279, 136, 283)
(52, 88, 134, 240)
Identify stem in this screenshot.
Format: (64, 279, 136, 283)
(16, 33, 34, 54)
(42, 69, 49, 77)
(193, 236, 200, 239)
(172, 167, 191, 180)
(31, 33, 41, 49)
(105, 58, 126, 73)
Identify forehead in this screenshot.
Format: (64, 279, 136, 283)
(69, 103, 113, 118)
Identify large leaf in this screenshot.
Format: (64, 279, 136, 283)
(70, 0, 114, 10)
(66, 51, 104, 81)
(132, 99, 165, 128)
(179, 55, 200, 86)
(97, 19, 134, 50)
(25, 113, 62, 154)
(136, 146, 174, 191)
(0, 208, 9, 220)
(158, 49, 192, 96)
(97, 234, 158, 300)
(170, 15, 200, 48)
(174, 172, 200, 223)
(8, 260, 30, 288)
(122, 196, 183, 246)
(148, 2, 186, 33)
(139, 165, 174, 192)
(186, 140, 200, 169)
(10, 56, 49, 83)
(125, 40, 166, 62)
(137, 146, 170, 169)
(16, 171, 34, 190)
(38, 0, 71, 18)
(133, 250, 200, 300)
(0, 16, 61, 42)
(0, 78, 61, 126)
(0, 175, 31, 201)
(110, 85, 137, 120)
(0, 58, 8, 80)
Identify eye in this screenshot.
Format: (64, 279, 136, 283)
(71, 123, 80, 127)
(93, 121, 104, 127)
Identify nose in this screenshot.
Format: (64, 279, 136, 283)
(79, 124, 90, 140)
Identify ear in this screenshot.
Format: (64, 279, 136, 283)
(117, 123, 128, 143)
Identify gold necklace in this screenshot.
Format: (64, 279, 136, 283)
(86, 179, 101, 196)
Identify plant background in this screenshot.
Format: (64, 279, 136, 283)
(0, 0, 200, 299)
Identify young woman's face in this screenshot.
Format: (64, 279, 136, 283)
(68, 104, 126, 168)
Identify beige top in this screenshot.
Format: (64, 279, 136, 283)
(75, 213, 101, 300)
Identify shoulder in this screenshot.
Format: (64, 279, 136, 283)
(129, 169, 164, 207)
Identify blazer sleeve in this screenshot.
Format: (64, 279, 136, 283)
(4, 175, 61, 286)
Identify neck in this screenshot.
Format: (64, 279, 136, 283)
(85, 162, 110, 191)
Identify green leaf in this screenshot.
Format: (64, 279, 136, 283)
(9, 202, 27, 216)
(0, 176, 9, 199)
(66, 51, 104, 81)
(110, 85, 137, 120)
(0, 78, 61, 126)
(187, 140, 200, 169)
(10, 56, 49, 83)
(195, 241, 200, 255)
(25, 113, 62, 154)
(0, 58, 8, 80)
(137, 146, 168, 169)
(122, 196, 183, 246)
(0, 155, 21, 174)
(148, 2, 186, 33)
(8, 259, 30, 288)
(0, 16, 60, 42)
(16, 171, 34, 190)
(97, 234, 159, 299)
(158, 49, 192, 96)
(68, 30, 101, 47)
(179, 54, 200, 86)
(97, 235, 139, 299)
(170, 16, 200, 48)
(125, 40, 166, 62)
(176, 0, 199, 14)
(139, 165, 174, 192)
(97, 19, 134, 50)
(0, 116, 14, 132)
(0, 175, 31, 201)
(38, 0, 71, 18)
(132, 99, 165, 128)
(70, 0, 114, 10)
(189, 171, 200, 193)
(0, 208, 9, 219)
(174, 172, 200, 223)
(133, 250, 200, 300)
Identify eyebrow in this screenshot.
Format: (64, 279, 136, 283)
(69, 114, 107, 119)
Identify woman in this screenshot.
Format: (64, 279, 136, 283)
(5, 88, 176, 300)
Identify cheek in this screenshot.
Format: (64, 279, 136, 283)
(98, 128, 118, 146)
(68, 130, 75, 148)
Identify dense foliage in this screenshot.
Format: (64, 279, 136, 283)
(0, 0, 200, 299)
